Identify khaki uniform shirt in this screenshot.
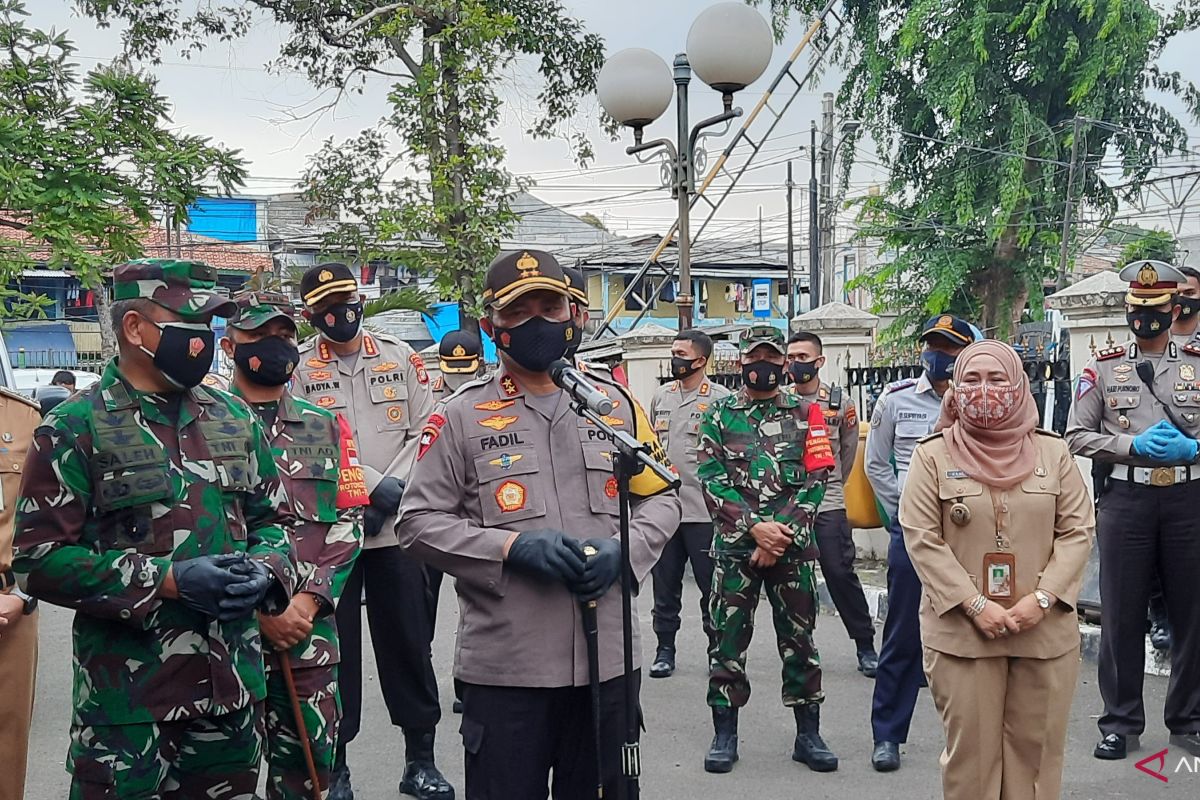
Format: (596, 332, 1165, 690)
(0, 388, 39, 582)
(396, 369, 681, 688)
(900, 432, 1094, 659)
(295, 333, 434, 549)
(790, 382, 859, 513)
(1065, 340, 1200, 465)
(650, 377, 731, 524)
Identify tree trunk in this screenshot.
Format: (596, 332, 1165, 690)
(439, 31, 481, 338)
(94, 283, 117, 358)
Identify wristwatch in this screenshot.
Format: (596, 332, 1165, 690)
(10, 586, 37, 615)
(1034, 590, 1052, 610)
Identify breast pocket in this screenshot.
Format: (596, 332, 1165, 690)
(473, 448, 546, 527)
(776, 442, 807, 486)
(936, 476, 984, 541)
(896, 420, 929, 449)
(369, 381, 411, 432)
(581, 443, 619, 516)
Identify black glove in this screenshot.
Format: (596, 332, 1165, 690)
(173, 553, 254, 619)
(217, 557, 274, 621)
(506, 530, 586, 585)
(364, 477, 407, 537)
(570, 537, 622, 602)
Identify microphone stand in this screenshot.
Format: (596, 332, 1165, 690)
(564, 399, 679, 800)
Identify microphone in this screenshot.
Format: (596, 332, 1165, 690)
(549, 359, 615, 416)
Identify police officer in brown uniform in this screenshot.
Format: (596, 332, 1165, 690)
(647, 328, 731, 678)
(786, 330, 878, 676)
(0, 387, 41, 800)
(432, 329, 484, 400)
(397, 249, 681, 798)
(1066, 260, 1200, 760)
(293, 264, 450, 799)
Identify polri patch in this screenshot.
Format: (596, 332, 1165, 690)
(495, 480, 527, 512)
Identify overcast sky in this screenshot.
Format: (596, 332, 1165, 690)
(30, 1, 1200, 243)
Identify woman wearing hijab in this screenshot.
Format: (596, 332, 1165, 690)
(899, 340, 1094, 800)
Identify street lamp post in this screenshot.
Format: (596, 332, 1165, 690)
(598, 2, 774, 331)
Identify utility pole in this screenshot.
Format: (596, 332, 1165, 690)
(673, 54, 695, 330)
(808, 121, 819, 309)
(1058, 117, 1081, 293)
(787, 160, 795, 321)
(819, 92, 835, 306)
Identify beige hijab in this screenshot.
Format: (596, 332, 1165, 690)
(934, 340, 1040, 489)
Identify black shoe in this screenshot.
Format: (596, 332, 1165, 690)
(871, 741, 900, 772)
(1169, 733, 1200, 756)
(400, 730, 455, 799)
(1150, 620, 1173, 651)
(452, 699, 463, 714)
(1093, 733, 1139, 760)
(791, 704, 838, 772)
(649, 644, 676, 678)
(704, 707, 739, 773)
(328, 753, 354, 800)
(857, 649, 879, 678)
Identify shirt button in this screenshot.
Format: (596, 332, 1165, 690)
(119, 608, 132, 620)
(487, 580, 496, 591)
(138, 570, 149, 582)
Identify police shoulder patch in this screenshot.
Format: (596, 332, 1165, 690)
(917, 431, 944, 444)
(883, 378, 919, 395)
(1097, 346, 1126, 361)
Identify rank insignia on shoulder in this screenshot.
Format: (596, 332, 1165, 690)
(1097, 346, 1126, 361)
(1184, 343, 1200, 358)
(477, 414, 519, 431)
(409, 353, 429, 384)
(495, 480, 527, 512)
(475, 399, 516, 412)
(501, 375, 520, 397)
(699, 382, 710, 396)
(363, 335, 379, 356)
(372, 361, 400, 373)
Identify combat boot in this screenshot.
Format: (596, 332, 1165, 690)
(703, 707, 739, 773)
(792, 703, 838, 772)
(399, 729, 455, 799)
(328, 747, 354, 800)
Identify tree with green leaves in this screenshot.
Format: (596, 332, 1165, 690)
(767, 0, 1200, 337)
(1115, 228, 1179, 267)
(80, 0, 608, 332)
(0, 0, 245, 354)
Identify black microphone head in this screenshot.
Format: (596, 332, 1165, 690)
(548, 359, 572, 382)
(1136, 361, 1155, 384)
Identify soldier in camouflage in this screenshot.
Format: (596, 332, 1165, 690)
(12, 259, 297, 800)
(222, 291, 367, 800)
(697, 324, 839, 775)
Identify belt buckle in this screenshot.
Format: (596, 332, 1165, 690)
(1150, 467, 1177, 487)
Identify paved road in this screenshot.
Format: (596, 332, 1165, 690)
(24, 577, 1190, 798)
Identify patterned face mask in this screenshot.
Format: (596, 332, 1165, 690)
(954, 383, 1024, 429)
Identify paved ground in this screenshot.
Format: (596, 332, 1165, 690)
(24, 576, 1193, 799)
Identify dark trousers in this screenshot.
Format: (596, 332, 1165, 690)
(871, 520, 924, 743)
(458, 673, 641, 800)
(1097, 481, 1200, 735)
(651, 522, 716, 641)
(337, 545, 441, 744)
(814, 508, 876, 645)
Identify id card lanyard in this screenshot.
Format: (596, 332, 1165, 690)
(983, 488, 1016, 605)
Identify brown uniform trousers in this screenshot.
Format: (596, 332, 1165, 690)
(900, 431, 1094, 800)
(0, 387, 41, 800)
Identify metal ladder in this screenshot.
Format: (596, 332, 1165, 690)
(590, 0, 846, 340)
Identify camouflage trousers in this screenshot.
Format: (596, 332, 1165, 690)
(707, 553, 823, 708)
(67, 703, 263, 800)
(264, 660, 341, 800)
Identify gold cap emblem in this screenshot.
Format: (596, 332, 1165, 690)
(1138, 263, 1160, 287)
(516, 251, 540, 278)
(937, 315, 953, 328)
(452, 344, 466, 356)
(319, 269, 333, 282)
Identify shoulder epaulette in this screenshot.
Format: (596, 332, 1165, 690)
(917, 431, 944, 444)
(297, 336, 317, 351)
(1097, 345, 1126, 361)
(1183, 342, 1200, 358)
(883, 378, 918, 395)
(1034, 428, 1063, 438)
(371, 331, 400, 344)
(0, 385, 40, 412)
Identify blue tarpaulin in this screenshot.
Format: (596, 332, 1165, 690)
(187, 198, 258, 242)
(425, 302, 497, 362)
(5, 322, 78, 367)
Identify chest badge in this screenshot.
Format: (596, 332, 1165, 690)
(475, 399, 516, 412)
(489, 453, 524, 470)
(949, 501, 971, 526)
(1183, 364, 1196, 382)
(386, 406, 404, 422)
(478, 414, 519, 431)
(1034, 466, 1047, 477)
(316, 396, 337, 408)
(604, 476, 619, 498)
(1118, 415, 1130, 429)
(495, 480, 527, 512)
(383, 386, 399, 400)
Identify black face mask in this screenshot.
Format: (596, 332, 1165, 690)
(233, 336, 299, 387)
(788, 359, 820, 386)
(1179, 297, 1200, 320)
(564, 320, 584, 359)
(313, 301, 363, 343)
(140, 320, 215, 390)
(1127, 308, 1174, 339)
(920, 349, 957, 382)
(671, 355, 703, 380)
(741, 360, 784, 392)
(494, 315, 572, 373)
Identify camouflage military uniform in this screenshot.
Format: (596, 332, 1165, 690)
(698, 388, 828, 709)
(12, 260, 296, 800)
(238, 390, 363, 800)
